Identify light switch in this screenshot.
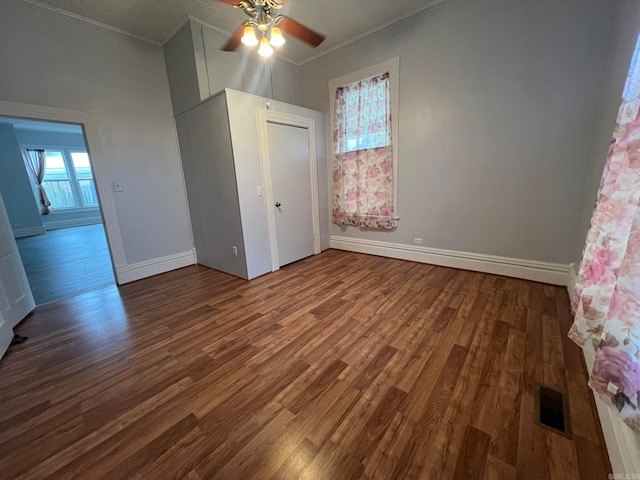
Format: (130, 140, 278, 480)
(257, 186, 263, 196)
(112, 181, 123, 192)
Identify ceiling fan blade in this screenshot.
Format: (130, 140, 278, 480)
(278, 17, 325, 47)
(221, 25, 245, 52)
(215, 0, 240, 4)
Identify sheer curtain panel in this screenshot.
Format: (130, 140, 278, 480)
(23, 149, 51, 215)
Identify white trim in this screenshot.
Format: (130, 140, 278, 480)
(329, 57, 401, 223)
(331, 235, 569, 285)
(567, 262, 577, 303)
(18, 0, 161, 46)
(115, 250, 195, 284)
(0, 100, 127, 284)
(43, 217, 102, 230)
(566, 262, 640, 475)
(257, 110, 321, 272)
(582, 345, 640, 476)
(13, 226, 46, 238)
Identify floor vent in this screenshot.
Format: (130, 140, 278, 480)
(534, 384, 572, 438)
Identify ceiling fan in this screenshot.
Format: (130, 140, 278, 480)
(217, 0, 326, 57)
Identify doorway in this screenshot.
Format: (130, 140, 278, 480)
(259, 110, 321, 271)
(0, 116, 115, 304)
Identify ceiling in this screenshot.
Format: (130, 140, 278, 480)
(24, 0, 443, 64)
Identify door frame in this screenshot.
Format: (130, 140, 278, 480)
(0, 100, 125, 281)
(257, 110, 321, 272)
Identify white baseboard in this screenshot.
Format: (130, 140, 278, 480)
(43, 217, 102, 230)
(566, 263, 640, 475)
(13, 225, 46, 238)
(583, 345, 640, 475)
(115, 249, 196, 284)
(330, 235, 569, 285)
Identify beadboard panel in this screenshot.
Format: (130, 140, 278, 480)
(225, 89, 329, 279)
(175, 92, 248, 279)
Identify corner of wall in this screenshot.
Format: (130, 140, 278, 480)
(115, 249, 196, 284)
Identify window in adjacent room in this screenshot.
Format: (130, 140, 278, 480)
(27, 148, 98, 210)
(329, 57, 399, 229)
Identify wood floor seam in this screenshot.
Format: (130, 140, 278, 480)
(0, 250, 612, 479)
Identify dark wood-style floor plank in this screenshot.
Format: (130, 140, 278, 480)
(16, 224, 115, 305)
(0, 250, 612, 478)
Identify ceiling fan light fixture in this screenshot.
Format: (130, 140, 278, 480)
(258, 36, 274, 57)
(241, 25, 259, 46)
(269, 26, 286, 47)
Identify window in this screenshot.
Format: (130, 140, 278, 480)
(70, 152, 99, 207)
(330, 58, 399, 230)
(28, 147, 98, 210)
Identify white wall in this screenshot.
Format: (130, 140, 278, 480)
(0, 124, 44, 237)
(0, 0, 193, 267)
(194, 20, 299, 106)
(572, 0, 640, 474)
(164, 22, 202, 116)
(573, 1, 640, 265)
(298, 0, 617, 265)
(164, 19, 299, 116)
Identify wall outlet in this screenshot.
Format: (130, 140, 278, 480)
(232, 246, 238, 256)
(257, 186, 263, 196)
(112, 180, 123, 192)
(414, 238, 423, 245)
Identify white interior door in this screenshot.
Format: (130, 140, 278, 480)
(0, 191, 35, 359)
(267, 122, 315, 267)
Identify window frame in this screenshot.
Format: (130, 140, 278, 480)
(329, 57, 400, 221)
(21, 143, 99, 213)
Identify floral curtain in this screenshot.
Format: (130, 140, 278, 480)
(23, 149, 51, 215)
(569, 37, 640, 431)
(332, 72, 396, 229)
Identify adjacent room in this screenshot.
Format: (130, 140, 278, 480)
(0, 117, 115, 305)
(0, 0, 638, 477)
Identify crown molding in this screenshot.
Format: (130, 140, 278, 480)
(296, 0, 445, 66)
(18, 0, 161, 46)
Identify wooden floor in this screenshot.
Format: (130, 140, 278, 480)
(0, 250, 611, 479)
(16, 224, 114, 305)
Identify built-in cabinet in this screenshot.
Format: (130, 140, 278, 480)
(175, 88, 328, 280)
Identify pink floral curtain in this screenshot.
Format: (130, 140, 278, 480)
(332, 72, 396, 229)
(569, 38, 640, 431)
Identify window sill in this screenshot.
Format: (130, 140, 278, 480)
(44, 207, 100, 215)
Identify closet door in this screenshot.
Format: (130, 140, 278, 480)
(267, 121, 315, 267)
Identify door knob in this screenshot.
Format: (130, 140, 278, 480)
(275, 202, 281, 207)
